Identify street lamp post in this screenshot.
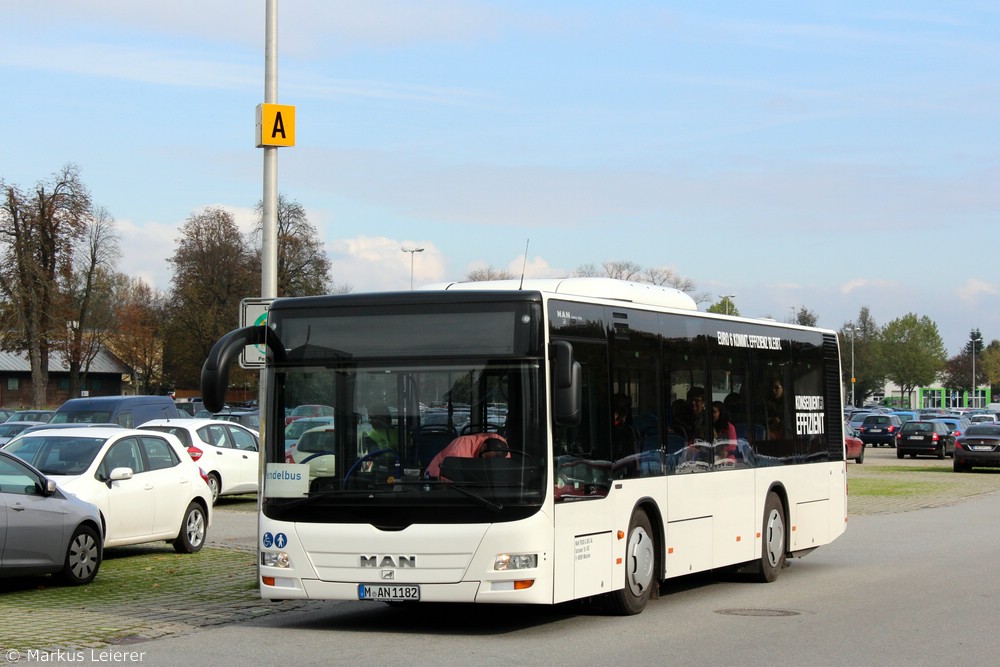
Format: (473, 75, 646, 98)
(846, 325, 856, 407)
(971, 331, 981, 409)
(719, 294, 735, 316)
(401, 247, 424, 291)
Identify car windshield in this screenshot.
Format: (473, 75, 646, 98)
(0, 423, 33, 437)
(4, 435, 107, 475)
(285, 419, 329, 439)
(141, 425, 192, 447)
(964, 424, 1000, 436)
(864, 416, 890, 425)
(49, 410, 114, 424)
(902, 422, 932, 433)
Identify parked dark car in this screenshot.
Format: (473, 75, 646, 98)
(953, 423, 1000, 472)
(895, 420, 954, 459)
(857, 414, 903, 447)
(926, 416, 971, 441)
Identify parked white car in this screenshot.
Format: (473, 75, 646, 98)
(139, 419, 259, 504)
(4, 427, 212, 552)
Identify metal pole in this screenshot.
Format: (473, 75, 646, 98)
(402, 247, 424, 290)
(850, 328, 855, 407)
(971, 333, 978, 408)
(259, 0, 278, 454)
(719, 294, 735, 316)
(262, 0, 278, 300)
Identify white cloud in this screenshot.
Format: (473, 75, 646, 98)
(327, 236, 445, 292)
(955, 278, 999, 304)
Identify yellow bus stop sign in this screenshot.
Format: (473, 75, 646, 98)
(256, 103, 295, 147)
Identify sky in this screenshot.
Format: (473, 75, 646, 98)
(2, 1, 998, 356)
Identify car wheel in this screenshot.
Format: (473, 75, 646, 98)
(897, 450, 904, 459)
(754, 492, 786, 583)
(937, 445, 946, 460)
(59, 525, 102, 586)
(207, 473, 221, 504)
(855, 446, 864, 464)
(173, 502, 207, 554)
(604, 508, 656, 615)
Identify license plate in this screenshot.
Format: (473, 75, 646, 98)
(870, 428, 883, 433)
(909, 435, 924, 440)
(971, 445, 993, 451)
(358, 584, 420, 601)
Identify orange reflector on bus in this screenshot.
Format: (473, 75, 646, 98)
(616, 557, 622, 565)
(668, 547, 674, 554)
(736, 536, 741, 542)
(617, 530, 625, 540)
(514, 580, 534, 590)
(262, 576, 275, 586)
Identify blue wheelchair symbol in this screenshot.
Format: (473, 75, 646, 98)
(275, 533, 288, 548)
(262, 532, 274, 548)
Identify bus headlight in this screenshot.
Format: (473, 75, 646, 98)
(261, 551, 291, 568)
(494, 553, 537, 571)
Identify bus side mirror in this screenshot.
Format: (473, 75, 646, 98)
(552, 341, 582, 426)
(201, 325, 284, 413)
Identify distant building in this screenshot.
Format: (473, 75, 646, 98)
(872, 380, 992, 410)
(0, 348, 134, 408)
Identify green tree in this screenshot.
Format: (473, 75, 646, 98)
(794, 306, 818, 327)
(0, 165, 91, 407)
(880, 313, 947, 406)
(707, 295, 740, 317)
(841, 307, 885, 407)
(979, 340, 1000, 398)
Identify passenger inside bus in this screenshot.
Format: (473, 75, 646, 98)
(424, 433, 509, 480)
(364, 404, 398, 453)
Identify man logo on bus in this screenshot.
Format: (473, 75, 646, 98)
(360, 555, 416, 568)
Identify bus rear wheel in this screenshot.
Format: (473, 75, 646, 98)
(605, 508, 656, 615)
(754, 492, 786, 583)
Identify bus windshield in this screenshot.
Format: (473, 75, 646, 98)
(262, 297, 547, 527)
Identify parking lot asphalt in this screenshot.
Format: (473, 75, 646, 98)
(2, 451, 997, 659)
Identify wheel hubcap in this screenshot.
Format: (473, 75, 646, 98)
(69, 533, 98, 579)
(764, 509, 784, 567)
(626, 526, 655, 596)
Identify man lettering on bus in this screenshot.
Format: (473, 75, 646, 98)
(425, 433, 509, 480)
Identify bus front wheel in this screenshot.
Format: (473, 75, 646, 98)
(605, 508, 656, 615)
(755, 492, 786, 583)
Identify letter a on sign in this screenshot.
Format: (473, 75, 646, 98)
(256, 103, 296, 147)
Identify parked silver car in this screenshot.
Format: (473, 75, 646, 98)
(0, 450, 103, 585)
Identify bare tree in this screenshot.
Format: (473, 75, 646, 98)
(106, 278, 168, 393)
(253, 194, 335, 297)
(57, 205, 121, 397)
(601, 260, 643, 281)
(643, 266, 695, 292)
(165, 208, 257, 387)
(466, 266, 514, 281)
(0, 165, 91, 407)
